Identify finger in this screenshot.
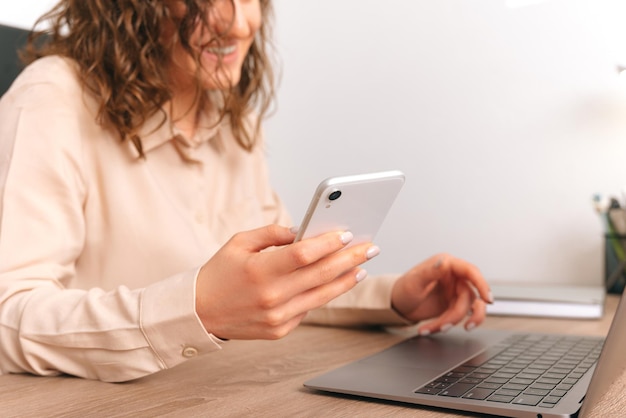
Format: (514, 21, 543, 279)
(281, 242, 377, 296)
(445, 256, 493, 304)
(405, 254, 461, 292)
(426, 253, 493, 304)
(464, 298, 487, 331)
(274, 229, 357, 272)
(253, 265, 366, 340)
(232, 224, 298, 252)
(262, 312, 308, 340)
(417, 280, 474, 335)
(395, 254, 450, 304)
(283, 267, 365, 316)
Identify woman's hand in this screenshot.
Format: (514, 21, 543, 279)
(195, 225, 379, 340)
(391, 253, 492, 335)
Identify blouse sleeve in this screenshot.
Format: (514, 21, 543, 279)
(0, 61, 222, 383)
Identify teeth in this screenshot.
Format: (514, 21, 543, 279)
(206, 45, 236, 55)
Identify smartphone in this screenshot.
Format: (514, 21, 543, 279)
(294, 170, 405, 247)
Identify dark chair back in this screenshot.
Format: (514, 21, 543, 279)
(0, 24, 30, 97)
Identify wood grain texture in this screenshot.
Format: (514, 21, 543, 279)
(0, 296, 621, 417)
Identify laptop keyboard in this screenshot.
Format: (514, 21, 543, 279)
(414, 334, 604, 408)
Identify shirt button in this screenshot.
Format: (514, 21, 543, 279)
(182, 346, 199, 358)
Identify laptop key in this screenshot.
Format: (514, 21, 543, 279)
(530, 383, 556, 390)
(500, 367, 523, 374)
(435, 376, 461, 383)
(537, 377, 561, 385)
(513, 394, 544, 406)
(459, 377, 482, 384)
(543, 372, 567, 379)
(523, 388, 550, 396)
(516, 372, 541, 380)
(495, 389, 521, 397)
(510, 378, 534, 385)
(542, 396, 562, 404)
(476, 365, 500, 373)
(415, 386, 441, 395)
(485, 377, 508, 384)
(477, 382, 502, 390)
(439, 383, 476, 397)
(425, 381, 449, 389)
(502, 383, 528, 391)
(462, 388, 495, 400)
(550, 389, 567, 397)
(487, 394, 515, 403)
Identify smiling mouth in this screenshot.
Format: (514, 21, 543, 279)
(205, 45, 236, 56)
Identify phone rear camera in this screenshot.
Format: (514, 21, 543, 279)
(328, 190, 342, 201)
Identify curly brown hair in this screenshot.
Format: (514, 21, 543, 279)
(22, 0, 276, 156)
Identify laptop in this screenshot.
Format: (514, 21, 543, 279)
(304, 288, 626, 417)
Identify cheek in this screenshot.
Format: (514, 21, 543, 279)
(249, 5, 263, 34)
(236, 0, 263, 36)
(168, 44, 201, 87)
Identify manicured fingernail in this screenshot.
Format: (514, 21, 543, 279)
(434, 256, 443, 269)
(366, 245, 380, 259)
(466, 322, 476, 331)
(289, 226, 299, 234)
(340, 231, 354, 245)
(356, 269, 368, 282)
(419, 329, 431, 337)
(441, 323, 453, 333)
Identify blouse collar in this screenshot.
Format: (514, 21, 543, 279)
(128, 94, 225, 159)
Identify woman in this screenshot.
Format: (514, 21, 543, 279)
(0, 0, 491, 382)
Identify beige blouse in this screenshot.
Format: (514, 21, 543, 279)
(0, 56, 406, 382)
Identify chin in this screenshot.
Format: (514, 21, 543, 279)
(199, 66, 242, 90)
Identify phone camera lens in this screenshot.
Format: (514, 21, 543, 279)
(328, 190, 342, 201)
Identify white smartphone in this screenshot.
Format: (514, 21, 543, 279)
(294, 170, 405, 246)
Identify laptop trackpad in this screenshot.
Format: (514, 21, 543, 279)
(363, 329, 502, 372)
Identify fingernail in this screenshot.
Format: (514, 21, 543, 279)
(340, 231, 354, 245)
(466, 322, 476, 331)
(434, 256, 443, 269)
(366, 245, 380, 259)
(419, 329, 431, 337)
(289, 226, 299, 234)
(487, 291, 494, 304)
(356, 269, 368, 282)
(441, 323, 453, 333)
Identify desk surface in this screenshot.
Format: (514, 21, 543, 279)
(1, 295, 622, 418)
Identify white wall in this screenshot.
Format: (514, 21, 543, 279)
(265, 0, 626, 284)
(4, 0, 626, 285)
(0, 1, 55, 29)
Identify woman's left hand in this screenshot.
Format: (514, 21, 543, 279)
(390, 253, 493, 335)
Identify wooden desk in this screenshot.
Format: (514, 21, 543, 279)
(0, 296, 622, 418)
